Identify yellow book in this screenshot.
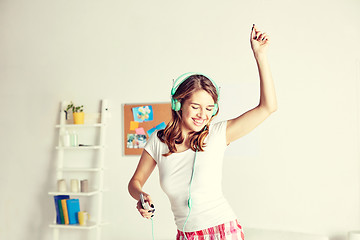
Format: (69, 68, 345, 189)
(61, 199, 69, 225)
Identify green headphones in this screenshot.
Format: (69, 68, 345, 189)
(171, 72, 220, 116)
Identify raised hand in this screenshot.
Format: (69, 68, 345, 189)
(250, 24, 270, 56)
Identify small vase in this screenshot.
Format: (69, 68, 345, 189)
(73, 112, 85, 124)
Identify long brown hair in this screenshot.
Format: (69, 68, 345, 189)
(157, 74, 219, 156)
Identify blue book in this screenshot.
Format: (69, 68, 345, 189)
(53, 195, 70, 224)
(66, 199, 80, 224)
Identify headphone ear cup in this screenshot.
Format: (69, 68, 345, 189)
(174, 100, 181, 111)
(212, 103, 218, 116)
(171, 98, 176, 110)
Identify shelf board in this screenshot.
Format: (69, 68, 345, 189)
(56, 146, 104, 150)
(49, 221, 109, 230)
(48, 190, 101, 196)
(56, 124, 105, 128)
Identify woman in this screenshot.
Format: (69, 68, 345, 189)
(128, 24, 277, 240)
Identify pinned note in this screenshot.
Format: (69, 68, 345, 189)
(135, 127, 146, 135)
(156, 122, 166, 130)
(130, 121, 139, 130)
(147, 122, 167, 137)
(147, 128, 156, 137)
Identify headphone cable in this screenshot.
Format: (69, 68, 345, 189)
(151, 218, 154, 240)
(182, 149, 198, 240)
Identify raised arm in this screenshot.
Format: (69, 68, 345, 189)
(226, 24, 278, 144)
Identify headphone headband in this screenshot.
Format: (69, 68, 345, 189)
(171, 72, 220, 97)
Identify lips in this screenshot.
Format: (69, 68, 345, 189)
(192, 118, 204, 126)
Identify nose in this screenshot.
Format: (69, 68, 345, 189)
(196, 108, 206, 119)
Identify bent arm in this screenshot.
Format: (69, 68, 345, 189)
(226, 26, 277, 144)
(128, 149, 157, 201)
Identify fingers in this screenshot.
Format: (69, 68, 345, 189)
(251, 24, 270, 43)
(136, 201, 155, 219)
(137, 205, 155, 219)
(257, 32, 269, 42)
(145, 194, 154, 207)
(136, 195, 155, 219)
(250, 24, 255, 39)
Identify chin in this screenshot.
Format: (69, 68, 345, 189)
(190, 122, 208, 132)
(183, 118, 209, 133)
(182, 125, 199, 134)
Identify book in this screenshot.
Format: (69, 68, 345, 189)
(66, 199, 80, 224)
(53, 195, 70, 224)
(61, 199, 69, 224)
(58, 200, 65, 224)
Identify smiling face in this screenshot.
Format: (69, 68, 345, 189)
(180, 89, 215, 136)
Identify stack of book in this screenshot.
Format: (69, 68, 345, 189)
(53, 195, 81, 225)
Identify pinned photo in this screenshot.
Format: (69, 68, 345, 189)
(127, 134, 147, 148)
(132, 106, 154, 122)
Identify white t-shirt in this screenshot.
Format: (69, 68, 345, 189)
(144, 120, 237, 232)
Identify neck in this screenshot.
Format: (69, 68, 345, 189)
(181, 131, 189, 145)
(179, 125, 191, 146)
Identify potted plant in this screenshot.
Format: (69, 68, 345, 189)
(65, 101, 85, 124)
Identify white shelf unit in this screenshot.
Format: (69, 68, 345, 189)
(49, 99, 109, 240)
(49, 221, 108, 230)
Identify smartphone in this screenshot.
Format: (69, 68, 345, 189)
(140, 193, 150, 210)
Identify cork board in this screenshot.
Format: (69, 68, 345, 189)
(123, 102, 172, 155)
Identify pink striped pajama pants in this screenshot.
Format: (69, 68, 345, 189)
(176, 219, 245, 240)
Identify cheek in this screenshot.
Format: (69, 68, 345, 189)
(202, 109, 212, 118)
(182, 107, 195, 117)
(205, 114, 212, 121)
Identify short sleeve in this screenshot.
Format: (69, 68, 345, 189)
(144, 131, 160, 163)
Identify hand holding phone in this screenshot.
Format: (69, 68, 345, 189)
(140, 193, 151, 210)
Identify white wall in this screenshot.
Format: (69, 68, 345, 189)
(0, 0, 359, 240)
